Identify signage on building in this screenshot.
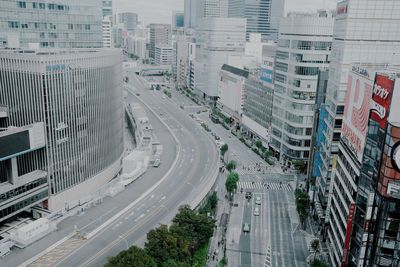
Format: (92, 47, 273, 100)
(336, 1, 349, 16)
(371, 74, 394, 129)
(341, 203, 356, 267)
(260, 56, 274, 84)
(341, 70, 373, 163)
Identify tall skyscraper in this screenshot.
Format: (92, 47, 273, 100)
(0, 49, 124, 212)
(102, 16, 113, 48)
(118, 12, 138, 31)
(184, 0, 198, 30)
(314, 0, 400, 220)
(194, 18, 246, 102)
(198, 0, 229, 18)
(172, 11, 185, 29)
(270, 13, 334, 164)
(149, 24, 172, 60)
(102, 0, 113, 18)
(0, 0, 103, 49)
(228, 0, 285, 40)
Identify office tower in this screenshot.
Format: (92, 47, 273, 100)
(198, 0, 229, 18)
(184, 0, 198, 30)
(241, 42, 276, 145)
(270, 13, 333, 164)
(194, 18, 246, 102)
(0, 0, 103, 49)
(102, 0, 113, 18)
(172, 11, 185, 29)
(315, 0, 400, 217)
(228, 0, 285, 40)
(149, 24, 172, 60)
(0, 49, 124, 212)
(155, 44, 174, 66)
(118, 12, 138, 31)
(102, 16, 113, 48)
(173, 34, 191, 88)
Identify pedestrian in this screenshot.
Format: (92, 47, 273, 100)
(218, 241, 220, 247)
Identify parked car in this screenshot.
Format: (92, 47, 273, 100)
(254, 207, 260, 216)
(153, 158, 161, 167)
(255, 196, 261, 205)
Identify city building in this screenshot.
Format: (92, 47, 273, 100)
(228, 0, 284, 40)
(102, 0, 113, 18)
(125, 34, 147, 60)
(0, 0, 103, 49)
(315, 0, 400, 218)
(0, 49, 124, 212)
(325, 65, 381, 266)
(198, 0, 229, 19)
(155, 44, 174, 66)
(172, 11, 185, 30)
(184, 0, 198, 30)
(241, 42, 277, 146)
(102, 16, 113, 48)
(217, 64, 249, 124)
(118, 12, 138, 31)
(194, 18, 246, 103)
(270, 13, 334, 164)
(0, 122, 48, 224)
(149, 24, 172, 60)
(173, 34, 191, 88)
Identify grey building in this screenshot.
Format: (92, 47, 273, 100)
(0, 0, 103, 49)
(0, 49, 124, 212)
(149, 24, 171, 60)
(118, 12, 138, 31)
(102, 0, 112, 18)
(228, 0, 285, 40)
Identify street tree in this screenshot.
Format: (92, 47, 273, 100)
(293, 160, 307, 173)
(226, 160, 237, 172)
(311, 239, 321, 260)
(255, 140, 262, 149)
(220, 144, 228, 157)
(170, 205, 215, 247)
(104, 246, 157, 267)
(225, 172, 239, 193)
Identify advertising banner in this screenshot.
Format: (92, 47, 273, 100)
(341, 69, 373, 163)
(371, 74, 394, 129)
(260, 68, 273, 84)
(341, 203, 356, 267)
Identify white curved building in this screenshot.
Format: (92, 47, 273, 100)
(270, 13, 334, 163)
(0, 49, 124, 211)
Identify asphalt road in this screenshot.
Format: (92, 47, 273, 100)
(2, 69, 219, 267)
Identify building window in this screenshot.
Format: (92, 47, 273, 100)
(39, 3, 45, 9)
(32, 2, 37, 8)
(8, 21, 20, 28)
(17, 1, 26, 8)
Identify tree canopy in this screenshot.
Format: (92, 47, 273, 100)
(104, 246, 156, 267)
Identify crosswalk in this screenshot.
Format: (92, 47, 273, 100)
(237, 181, 292, 191)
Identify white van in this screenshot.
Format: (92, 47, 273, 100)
(255, 196, 261, 205)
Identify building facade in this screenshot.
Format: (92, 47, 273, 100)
(149, 24, 171, 60)
(102, 0, 112, 18)
(102, 16, 113, 48)
(315, 0, 400, 217)
(155, 44, 174, 66)
(270, 13, 334, 164)
(118, 12, 138, 31)
(228, 0, 284, 40)
(0, 0, 103, 49)
(0, 49, 124, 212)
(194, 18, 246, 102)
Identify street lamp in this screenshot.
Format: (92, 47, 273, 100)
(119, 235, 129, 250)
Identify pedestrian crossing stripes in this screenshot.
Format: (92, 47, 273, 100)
(237, 182, 292, 191)
(236, 169, 266, 176)
(264, 245, 271, 267)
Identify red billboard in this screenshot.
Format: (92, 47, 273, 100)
(371, 74, 394, 129)
(341, 203, 356, 267)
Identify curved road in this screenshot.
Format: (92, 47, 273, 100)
(52, 72, 219, 266)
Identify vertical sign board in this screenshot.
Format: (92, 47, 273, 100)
(341, 68, 373, 163)
(341, 203, 356, 267)
(260, 56, 274, 84)
(370, 74, 394, 129)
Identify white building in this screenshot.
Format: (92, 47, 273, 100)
(102, 16, 113, 48)
(0, 49, 124, 212)
(118, 12, 138, 31)
(173, 34, 191, 88)
(316, 0, 400, 227)
(270, 13, 334, 164)
(155, 44, 174, 66)
(217, 64, 249, 123)
(198, 0, 228, 19)
(194, 18, 246, 102)
(125, 34, 147, 59)
(0, 0, 103, 49)
(149, 24, 172, 60)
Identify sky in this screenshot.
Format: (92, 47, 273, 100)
(113, 0, 338, 26)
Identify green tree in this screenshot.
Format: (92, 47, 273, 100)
(295, 190, 309, 224)
(225, 172, 239, 193)
(311, 239, 321, 259)
(104, 246, 157, 267)
(226, 160, 237, 172)
(170, 205, 215, 247)
(311, 259, 330, 267)
(293, 160, 307, 173)
(255, 140, 263, 149)
(145, 225, 190, 266)
(220, 144, 228, 157)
